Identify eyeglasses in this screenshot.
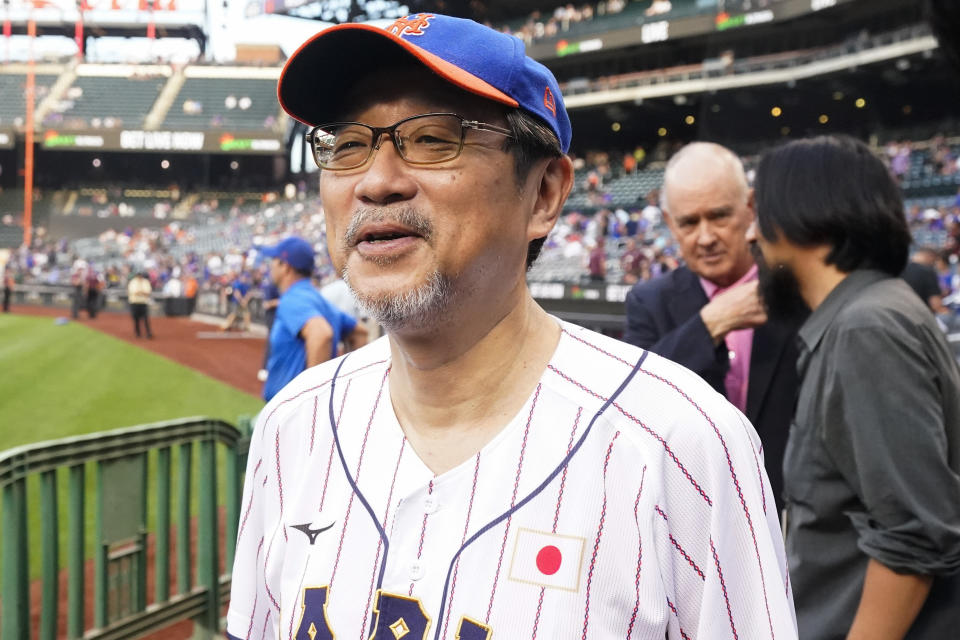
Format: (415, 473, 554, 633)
(305, 112, 513, 171)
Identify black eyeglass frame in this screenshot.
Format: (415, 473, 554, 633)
(304, 112, 514, 171)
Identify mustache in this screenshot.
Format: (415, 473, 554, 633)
(341, 206, 435, 249)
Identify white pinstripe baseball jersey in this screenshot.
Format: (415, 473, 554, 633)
(226, 320, 797, 640)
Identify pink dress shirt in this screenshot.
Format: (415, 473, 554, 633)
(699, 264, 758, 413)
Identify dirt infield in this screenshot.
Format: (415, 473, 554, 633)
(10, 305, 266, 397)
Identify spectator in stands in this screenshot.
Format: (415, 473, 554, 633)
(645, 0, 672, 16)
(587, 235, 607, 282)
(623, 141, 801, 511)
(902, 247, 950, 316)
(620, 237, 648, 284)
(750, 134, 960, 640)
(259, 236, 367, 402)
(127, 271, 154, 339)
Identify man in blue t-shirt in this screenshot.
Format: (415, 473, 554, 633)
(259, 236, 367, 401)
(221, 272, 253, 331)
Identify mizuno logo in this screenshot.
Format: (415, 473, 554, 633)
(386, 13, 434, 37)
(291, 521, 336, 545)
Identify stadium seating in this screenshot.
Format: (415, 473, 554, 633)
(48, 75, 168, 129)
(0, 73, 59, 126)
(162, 77, 280, 131)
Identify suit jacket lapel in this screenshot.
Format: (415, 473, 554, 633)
(667, 267, 709, 327)
(746, 321, 789, 422)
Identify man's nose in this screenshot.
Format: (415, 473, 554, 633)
(353, 135, 417, 206)
(695, 220, 718, 245)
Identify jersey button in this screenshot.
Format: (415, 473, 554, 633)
(409, 562, 425, 581)
(423, 495, 439, 514)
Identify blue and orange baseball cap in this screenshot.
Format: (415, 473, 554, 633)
(277, 13, 571, 153)
(258, 236, 315, 273)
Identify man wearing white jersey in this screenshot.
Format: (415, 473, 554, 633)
(227, 13, 796, 640)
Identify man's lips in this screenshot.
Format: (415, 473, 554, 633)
(699, 252, 726, 262)
(351, 222, 422, 247)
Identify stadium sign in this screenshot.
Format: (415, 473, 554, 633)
(641, 20, 670, 44)
(30, 129, 284, 155)
(715, 9, 775, 31)
(120, 130, 205, 151)
(530, 0, 853, 60)
(556, 38, 604, 57)
(218, 134, 282, 153)
(43, 131, 106, 149)
(529, 281, 632, 303)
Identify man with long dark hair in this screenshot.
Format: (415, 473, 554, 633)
(749, 135, 960, 639)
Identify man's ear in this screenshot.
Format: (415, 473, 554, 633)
(746, 187, 756, 220)
(527, 154, 574, 242)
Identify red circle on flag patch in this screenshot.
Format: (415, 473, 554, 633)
(536, 545, 562, 575)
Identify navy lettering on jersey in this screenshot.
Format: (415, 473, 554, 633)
(293, 586, 335, 640)
(455, 616, 492, 640)
(369, 591, 431, 640)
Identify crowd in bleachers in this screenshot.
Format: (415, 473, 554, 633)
(495, 0, 785, 45)
(3, 134, 959, 307)
(497, 0, 629, 44)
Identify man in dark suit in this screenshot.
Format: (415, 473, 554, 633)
(624, 142, 801, 512)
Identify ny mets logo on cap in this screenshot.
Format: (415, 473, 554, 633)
(508, 528, 586, 591)
(543, 87, 557, 118)
(386, 13, 434, 37)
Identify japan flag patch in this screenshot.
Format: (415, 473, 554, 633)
(507, 528, 586, 592)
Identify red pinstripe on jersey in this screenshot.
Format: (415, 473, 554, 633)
(485, 384, 541, 623)
(319, 379, 352, 512)
(361, 438, 407, 638)
(547, 365, 714, 507)
(735, 413, 768, 515)
(710, 537, 739, 640)
(655, 505, 705, 581)
(310, 397, 318, 454)
(531, 407, 583, 640)
(237, 458, 263, 544)
(625, 467, 647, 638)
(246, 536, 265, 640)
(566, 329, 777, 638)
(640, 368, 776, 639)
(264, 531, 280, 611)
(259, 610, 271, 640)
(329, 368, 390, 590)
(258, 359, 387, 441)
(275, 427, 287, 542)
(666, 597, 691, 640)
(408, 479, 436, 596)
(581, 432, 621, 639)
(440, 451, 483, 639)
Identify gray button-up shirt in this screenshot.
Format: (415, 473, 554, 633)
(785, 269, 960, 640)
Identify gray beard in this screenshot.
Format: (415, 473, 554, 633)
(340, 205, 452, 331)
(343, 267, 453, 333)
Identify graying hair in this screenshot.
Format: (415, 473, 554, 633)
(660, 142, 748, 213)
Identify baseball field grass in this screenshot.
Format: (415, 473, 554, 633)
(0, 313, 265, 581)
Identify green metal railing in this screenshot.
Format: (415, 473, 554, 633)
(0, 416, 253, 640)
